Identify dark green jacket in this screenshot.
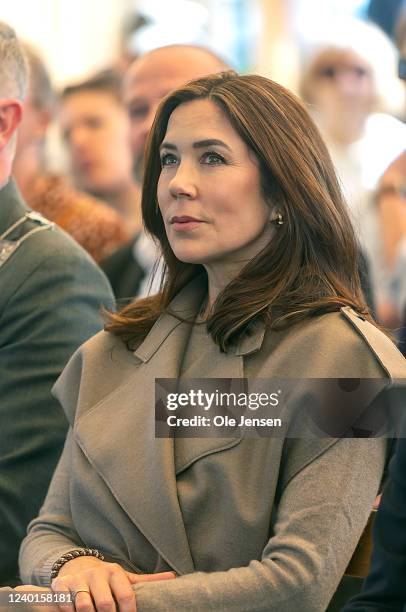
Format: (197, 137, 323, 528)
(0, 179, 113, 586)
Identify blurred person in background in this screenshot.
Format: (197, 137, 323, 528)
(299, 18, 406, 327)
(397, 9, 406, 356)
(101, 44, 229, 299)
(12, 45, 130, 264)
(0, 22, 113, 586)
(59, 71, 140, 236)
(377, 10, 406, 347)
(375, 149, 406, 331)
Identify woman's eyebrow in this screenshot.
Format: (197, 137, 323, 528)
(193, 139, 231, 151)
(160, 142, 177, 151)
(160, 139, 232, 151)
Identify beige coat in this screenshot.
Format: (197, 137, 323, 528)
(20, 278, 406, 611)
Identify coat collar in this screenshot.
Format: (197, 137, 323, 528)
(132, 276, 205, 363)
(133, 275, 267, 363)
(74, 276, 266, 575)
(0, 178, 28, 234)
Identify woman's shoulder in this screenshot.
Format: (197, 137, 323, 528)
(52, 329, 135, 423)
(313, 307, 406, 378)
(336, 307, 406, 378)
(64, 328, 133, 373)
(80, 327, 130, 355)
(257, 307, 406, 379)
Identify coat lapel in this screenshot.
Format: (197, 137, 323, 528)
(73, 277, 266, 575)
(77, 333, 196, 574)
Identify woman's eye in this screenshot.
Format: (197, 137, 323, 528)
(201, 151, 226, 165)
(160, 153, 178, 167)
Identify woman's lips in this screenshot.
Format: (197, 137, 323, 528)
(170, 216, 204, 232)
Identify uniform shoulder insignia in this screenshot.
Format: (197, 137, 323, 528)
(340, 306, 406, 379)
(0, 211, 54, 269)
(25, 210, 54, 227)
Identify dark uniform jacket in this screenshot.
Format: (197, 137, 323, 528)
(0, 179, 113, 586)
(343, 421, 406, 611)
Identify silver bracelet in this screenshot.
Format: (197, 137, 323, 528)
(50, 548, 104, 580)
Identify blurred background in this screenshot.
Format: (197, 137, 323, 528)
(2, 0, 404, 89)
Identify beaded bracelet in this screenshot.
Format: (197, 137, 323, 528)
(50, 548, 105, 580)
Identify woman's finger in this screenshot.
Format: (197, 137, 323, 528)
(108, 570, 136, 612)
(51, 561, 138, 612)
(125, 571, 176, 584)
(50, 576, 75, 612)
(71, 589, 95, 612)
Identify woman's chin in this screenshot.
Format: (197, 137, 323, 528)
(173, 249, 214, 265)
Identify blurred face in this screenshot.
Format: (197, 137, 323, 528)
(60, 90, 133, 194)
(158, 99, 273, 271)
(308, 49, 375, 144)
(123, 50, 226, 180)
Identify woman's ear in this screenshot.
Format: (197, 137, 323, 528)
(0, 99, 23, 151)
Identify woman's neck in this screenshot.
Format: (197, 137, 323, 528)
(203, 223, 275, 308)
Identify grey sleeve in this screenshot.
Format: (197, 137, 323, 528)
(132, 438, 386, 612)
(19, 428, 86, 586)
(0, 251, 112, 584)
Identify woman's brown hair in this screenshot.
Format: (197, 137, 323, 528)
(105, 71, 373, 351)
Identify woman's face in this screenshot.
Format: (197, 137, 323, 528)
(308, 49, 374, 144)
(157, 99, 274, 271)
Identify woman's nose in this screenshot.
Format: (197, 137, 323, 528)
(168, 162, 198, 199)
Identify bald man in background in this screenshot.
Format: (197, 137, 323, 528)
(101, 45, 229, 299)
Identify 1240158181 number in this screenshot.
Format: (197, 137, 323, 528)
(7, 591, 73, 604)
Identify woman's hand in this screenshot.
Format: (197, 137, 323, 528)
(51, 556, 176, 612)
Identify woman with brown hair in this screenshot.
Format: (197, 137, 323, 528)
(18, 72, 406, 612)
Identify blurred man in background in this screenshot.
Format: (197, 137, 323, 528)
(366, 9, 406, 339)
(0, 21, 113, 586)
(300, 18, 406, 327)
(101, 44, 229, 298)
(12, 45, 130, 263)
(59, 71, 141, 235)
